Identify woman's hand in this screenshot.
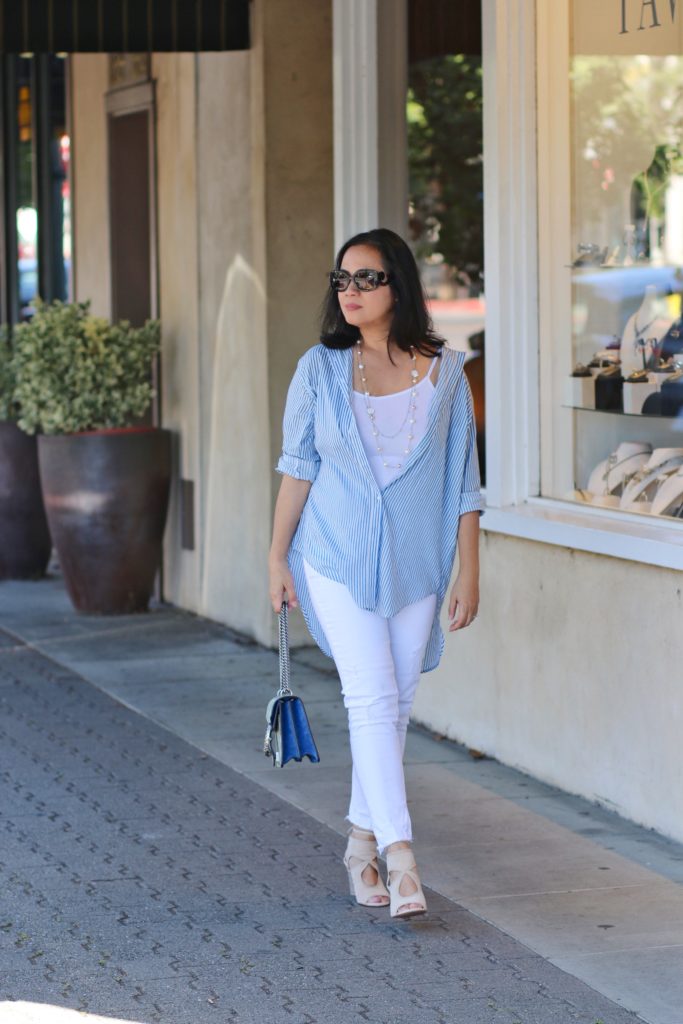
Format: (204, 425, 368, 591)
(447, 569, 479, 631)
(268, 555, 299, 614)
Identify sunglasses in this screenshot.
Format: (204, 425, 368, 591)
(329, 268, 391, 292)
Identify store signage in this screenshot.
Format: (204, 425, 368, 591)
(620, 0, 679, 34)
(574, 0, 683, 55)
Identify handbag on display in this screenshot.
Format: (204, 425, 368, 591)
(660, 370, 683, 417)
(661, 318, 683, 361)
(263, 599, 320, 768)
(594, 365, 624, 412)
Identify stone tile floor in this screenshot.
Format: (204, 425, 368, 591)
(1, 576, 681, 1023)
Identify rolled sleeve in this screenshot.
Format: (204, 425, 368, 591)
(460, 489, 485, 515)
(458, 377, 485, 517)
(275, 360, 321, 483)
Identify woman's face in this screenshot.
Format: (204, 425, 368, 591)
(338, 245, 395, 336)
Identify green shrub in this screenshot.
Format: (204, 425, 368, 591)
(0, 325, 17, 422)
(12, 298, 161, 435)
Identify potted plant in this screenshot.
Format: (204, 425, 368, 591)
(0, 326, 52, 579)
(12, 299, 171, 614)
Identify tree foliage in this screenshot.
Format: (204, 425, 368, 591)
(407, 54, 484, 292)
(571, 56, 683, 244)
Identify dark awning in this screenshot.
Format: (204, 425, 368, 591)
(0, 0, 250, 53)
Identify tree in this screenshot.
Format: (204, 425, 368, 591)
(407, 54, 484, 293)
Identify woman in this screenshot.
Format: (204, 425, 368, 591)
(268, 228, 483, 919)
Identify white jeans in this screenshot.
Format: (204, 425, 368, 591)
(302, 557, 437, 853)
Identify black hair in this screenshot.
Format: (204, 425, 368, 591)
(319, 227, 445, 362)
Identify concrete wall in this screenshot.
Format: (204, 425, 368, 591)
(72, 5, 333, 644)
(193, 47, 269, 637)
(152, 54, 203, 612)
(70, 55, 111, 318)
(165, 0, 334, 643)
(411, 531, 683, 844)
(195, 0, 335, 645)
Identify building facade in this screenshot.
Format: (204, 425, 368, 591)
(3, 0, 682, 844)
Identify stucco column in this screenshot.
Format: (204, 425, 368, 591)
(260, 0, 335, 649)
(197, 0, 334, 650)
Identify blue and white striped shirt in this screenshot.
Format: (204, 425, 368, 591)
(275, 342, 484, 672)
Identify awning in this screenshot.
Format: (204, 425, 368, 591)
(0, 0, 250, 53)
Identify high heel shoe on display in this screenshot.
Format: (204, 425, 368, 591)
(385, 847, 427, 919)
(343, 827, 390, 907)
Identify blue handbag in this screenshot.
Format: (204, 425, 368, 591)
(263, 600, 320, 768)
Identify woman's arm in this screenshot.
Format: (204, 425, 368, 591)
(270, 353, 320, 613)
(447, 510, 480, 631)
(268, 475, 312, 612)
(446, 369, 483, 632)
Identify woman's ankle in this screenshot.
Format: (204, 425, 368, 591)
(385, 839, 412, 854)
(349, 822, 375, 839)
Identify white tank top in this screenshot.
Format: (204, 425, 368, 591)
(351, 355, 438, 489)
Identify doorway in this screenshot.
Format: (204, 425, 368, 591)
(106, 79, 159, 425)
(407, 0, 485, 482)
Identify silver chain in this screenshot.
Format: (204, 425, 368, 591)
(277, 600, 292, 696)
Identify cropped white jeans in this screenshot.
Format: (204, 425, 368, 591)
(302, 557, 437, 853)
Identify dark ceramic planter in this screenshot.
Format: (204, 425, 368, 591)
(0, 420, 52, 579)
(38, 427, 172, 614)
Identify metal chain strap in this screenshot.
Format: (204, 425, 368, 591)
(277, 600, 292, 696)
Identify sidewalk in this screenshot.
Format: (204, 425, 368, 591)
(1, 575, 682, 1024)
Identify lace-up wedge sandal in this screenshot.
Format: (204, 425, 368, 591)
(386, 847, 427, 919)
(343, 827, 390, 907)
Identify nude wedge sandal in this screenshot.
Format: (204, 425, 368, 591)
(343, 827, 390, 907)
(386, 847, 427, 919)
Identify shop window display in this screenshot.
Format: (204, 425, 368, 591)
(563, 3, 683, 520)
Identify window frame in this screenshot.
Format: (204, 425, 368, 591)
(481, 0, 683, 571)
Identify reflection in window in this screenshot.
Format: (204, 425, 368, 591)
(7, 54, 70, 323)
(47, 54, 70, 305)
(16, 57, 37, 319)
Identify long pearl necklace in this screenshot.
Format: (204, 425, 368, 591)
(354, 339, 418, 470)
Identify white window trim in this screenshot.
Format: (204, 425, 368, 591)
(333, 0, 379, 249)
(332, 0, 408, 250)
(482, 0, 540, 510)
(482, 0, 683, 572)
(482, 500, 683, 570)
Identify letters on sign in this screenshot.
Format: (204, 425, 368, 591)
(620, 0, 679, 33)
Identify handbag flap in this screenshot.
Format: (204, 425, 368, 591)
(276, 695, 320, 765)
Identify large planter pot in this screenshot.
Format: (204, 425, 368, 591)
(38, 427, 172, 614)
(0, 421, 52, 579)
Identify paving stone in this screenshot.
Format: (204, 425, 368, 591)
(0, 633, 643, 1024)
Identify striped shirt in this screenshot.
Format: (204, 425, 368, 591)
(275, 342, 484, 673)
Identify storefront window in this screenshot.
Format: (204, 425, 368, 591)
(561, 2, 683, 520)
